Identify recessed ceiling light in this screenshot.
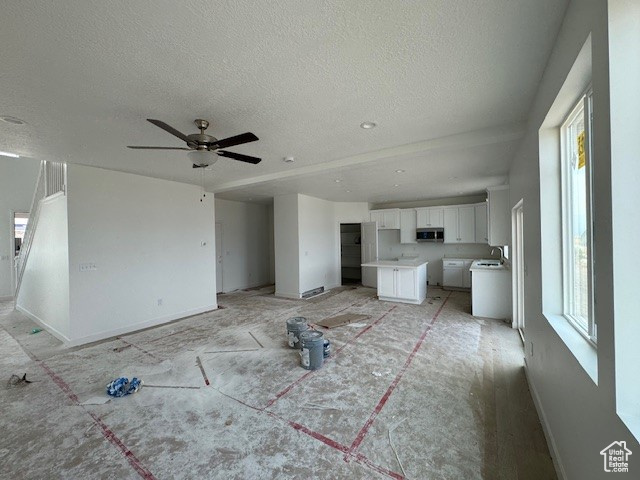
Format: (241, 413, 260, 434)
(0, 116, 26, 125)
(0, 150, 20, 158)
(360, 121, 377, 129)
(395, 169, 405, 173)
(335, 179, 342, 183)
(394, 184, 400, 187)
(346, 190, 351, 193)
(283, 156, 295, 163)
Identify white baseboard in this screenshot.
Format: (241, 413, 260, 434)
(275, 291, 301, 299)
(16, 303, 218, 347)
(15, 304, 71, 343)
(65, 304, 218, 347)
(524, 358, 567, 480)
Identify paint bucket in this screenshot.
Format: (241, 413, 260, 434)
(286, 317, 309, 349)
(299, 331, 324, 370)
(323, 339, 331, 358)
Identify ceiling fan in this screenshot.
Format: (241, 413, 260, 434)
(127, 119, 261, 168)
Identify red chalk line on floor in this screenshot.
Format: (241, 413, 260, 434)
(117, 337, 160, 360)
(195, 355, 211, 386)
(262, 304, 397, 409)
(346, 292, 452, 460)
(37, 361, 157, 480)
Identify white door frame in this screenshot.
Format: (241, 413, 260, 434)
(511, 199, 525, 334)
(215, 222, 223, 294)
(361, 221, 378, 288)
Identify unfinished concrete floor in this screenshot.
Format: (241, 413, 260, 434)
(0, 286, 556, 479)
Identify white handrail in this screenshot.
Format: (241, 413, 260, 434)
(14, 160, 66, 296)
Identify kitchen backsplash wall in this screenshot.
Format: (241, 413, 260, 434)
(377, 230, 494, 286)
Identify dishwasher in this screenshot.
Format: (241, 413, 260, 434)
(442, 259, 473, 289)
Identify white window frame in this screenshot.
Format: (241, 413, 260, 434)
(560, 89, 596, 345)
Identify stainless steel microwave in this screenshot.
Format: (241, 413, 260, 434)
(416, 227, 444, 243)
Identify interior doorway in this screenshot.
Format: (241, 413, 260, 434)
(215, 223, 223, 294)
(11, 212, 29, 294)
(512, 200, 525, 340)
(340, 223, 362, 285)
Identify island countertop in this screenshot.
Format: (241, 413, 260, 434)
(361, 259, 429, 269)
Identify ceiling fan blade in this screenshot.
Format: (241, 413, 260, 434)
(192, 164, 207, 169)
(214, 132, 259, 149)
(217, 150, 262, 164)
(127, 146, 192, 150)
(147, 119, 190, 143)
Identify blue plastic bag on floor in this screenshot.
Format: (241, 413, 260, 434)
(106, 377, 142, 397)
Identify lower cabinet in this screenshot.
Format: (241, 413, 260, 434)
(377, 265, 427, 304)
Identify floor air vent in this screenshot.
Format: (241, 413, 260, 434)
(301, 286, 325, 299)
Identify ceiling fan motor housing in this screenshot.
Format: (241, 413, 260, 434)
(187, 133, 219, 150)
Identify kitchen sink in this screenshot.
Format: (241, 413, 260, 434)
(476, 260, 502, 267)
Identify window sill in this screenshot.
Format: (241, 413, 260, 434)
(544, 312, 598, 384)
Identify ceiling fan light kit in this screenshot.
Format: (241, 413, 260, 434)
(127, 118, 261, 168)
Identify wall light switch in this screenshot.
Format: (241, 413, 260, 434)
(0, 255, 9, 261)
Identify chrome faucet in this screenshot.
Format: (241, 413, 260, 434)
(491, 247, 504, 264)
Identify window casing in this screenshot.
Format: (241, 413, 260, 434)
(560, 90, 596, 344)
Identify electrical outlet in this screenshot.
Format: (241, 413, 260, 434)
(200, 240, 207, 247)
(157, 298, 163, 306)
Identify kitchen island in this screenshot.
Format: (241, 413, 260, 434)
(361, 259, 428, 305)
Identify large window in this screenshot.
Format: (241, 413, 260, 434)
(560, 91, 596, 343)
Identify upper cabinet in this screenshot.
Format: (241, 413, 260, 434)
(370, 209, 400, 230)
(443, 206, 475, 243)
(487, 186, 510, 246)
(416, 207, 444, 228)
(474, 203, 488, 244)
(399, 209, 417, 244)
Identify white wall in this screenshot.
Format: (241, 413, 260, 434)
(378, 230, 493, 286)
(214, 198, 272, 292)
(0, 157, 40, 299)
(65, 164, 216, 345)
(274, 196, 369, 297)
(274, 194, 300, 298)
(508, 0, 640, 478)
(16, 194, 70, 340)
(297, 194, 337, 294)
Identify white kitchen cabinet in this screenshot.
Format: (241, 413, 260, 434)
(396, 267, 417, 299)
(474, 203, 488, 244)
(370, 209, 400, 230)
(374, 263, 427, 304)
(487, 186, 510, 246)
(416, 207, 444, 228)
(378, 267, 396, 297)
(443, 206, 475, 243)
(399, 209, 417, 244)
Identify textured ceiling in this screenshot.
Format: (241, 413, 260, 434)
(0, 0, 568, 203)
